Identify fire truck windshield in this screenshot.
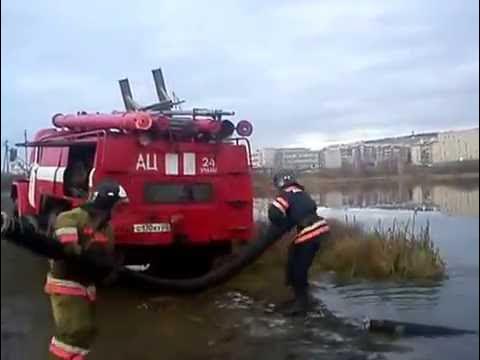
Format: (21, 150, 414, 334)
(144, 183, 213, 204)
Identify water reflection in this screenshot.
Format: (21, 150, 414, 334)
(255, 181, 479, 218)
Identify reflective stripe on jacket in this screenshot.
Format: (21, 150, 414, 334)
(44, 275, 96, 302)
(55, 227, 79, 244)
(271, 196, 290, 215)
(49, 336, 90, 359)
(294, 219, 330, 244)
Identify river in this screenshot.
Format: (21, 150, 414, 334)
(1, 180, 479, 359)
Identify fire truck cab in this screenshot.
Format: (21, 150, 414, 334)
(11, 69, 254, 271)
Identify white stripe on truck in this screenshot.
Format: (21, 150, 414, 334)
(28, 164, 39, 208)
(165, 153, 179, 175)
(183, 153, 196, 175)
(88, 168, 96, 188)
(36, 166, 66, 182)
(28, 165, 65, 208)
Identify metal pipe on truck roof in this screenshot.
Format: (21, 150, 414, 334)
(119, 79, 137, 111)
(152, 68, 169, 102)
(160, 109, 235, 116)
(52, 112, 153, 131)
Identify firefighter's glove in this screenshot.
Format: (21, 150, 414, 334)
(82, 247, 116, 270)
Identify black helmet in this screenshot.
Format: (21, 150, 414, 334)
(273, 170, 298, 189)
(89, 180, 128, 210)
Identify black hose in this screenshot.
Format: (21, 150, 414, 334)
(1, 212, 66, 259)
(1, 212, 287, 292)
(366, 319, 477, 337)
(119, 224, 287, 292)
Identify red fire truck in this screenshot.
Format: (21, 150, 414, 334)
(11, 69, 254, 271)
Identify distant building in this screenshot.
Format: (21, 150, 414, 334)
(262, 148, 278, 168)
(251, 148, 277, 169)
(328, 142, 411, 170)
(432, 128, 479, 163)
(354, 144, 377, 167)
(275, 148, 321, 170)
(340, 146, 354, 166)
(252, 128, 478, 171)
(364, 132, 438, 146)
(376, 144, 410, 163)
(411, 143, 434, 166)
(323, 147, 342, 168)
(251, 150, 262, 169)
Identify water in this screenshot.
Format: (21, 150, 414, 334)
(1, 180, 479, 359)
(315, 208, 479, 360)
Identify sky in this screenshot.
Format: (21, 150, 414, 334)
(1, 0, 478, 152)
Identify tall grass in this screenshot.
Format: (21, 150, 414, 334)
(225, 216, 446, 300)
(227, 217, 446, 299)
(315, 216, 446, 280)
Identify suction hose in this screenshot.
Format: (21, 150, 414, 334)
(0, 212, 287, 292)
(122, 224, 287, 292)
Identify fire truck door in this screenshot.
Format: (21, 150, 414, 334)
(30, 147, 68, 209)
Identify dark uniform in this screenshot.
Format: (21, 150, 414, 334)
(46, 181, 127, 359)
(268, 171, 330, 314)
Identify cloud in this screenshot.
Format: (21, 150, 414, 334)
(1, 0, 478, 153)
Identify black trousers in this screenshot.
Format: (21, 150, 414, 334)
(286, 234, 325, 296)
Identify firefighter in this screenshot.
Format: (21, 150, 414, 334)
(45, 180, 127, 359)
(268, 170, 330, 315)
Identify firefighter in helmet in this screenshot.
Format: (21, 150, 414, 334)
(268, 170, 330, 315)
(45, 180, 127, 359)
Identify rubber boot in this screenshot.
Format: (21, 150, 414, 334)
(283, 289, 310, 316)
(308, 291, 319, 306)
(276, 296, 296, 312)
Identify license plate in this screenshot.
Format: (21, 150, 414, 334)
(133, 223, 171, 233)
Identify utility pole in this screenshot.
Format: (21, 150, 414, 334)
(24, 130, 28, 166)
(2, 140, 9, 173)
